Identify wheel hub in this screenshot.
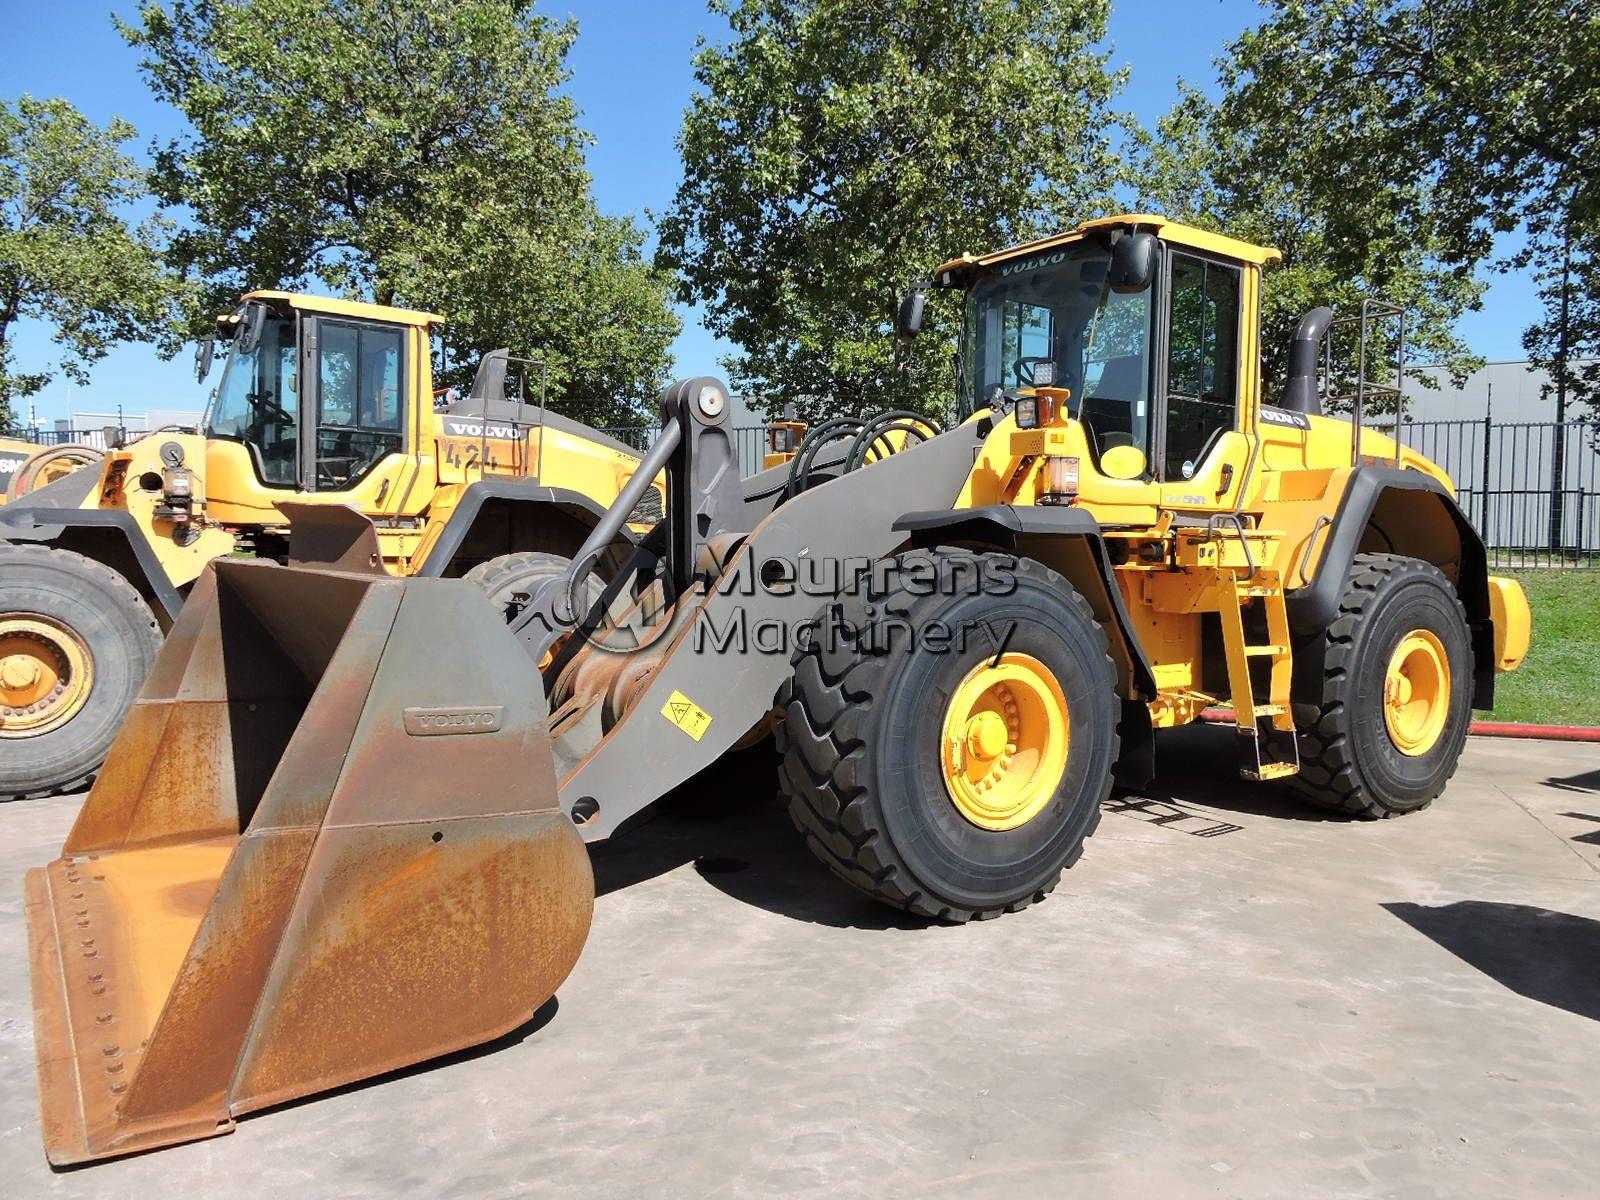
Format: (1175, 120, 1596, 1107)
(965, 709, 1009, 760)
(1382, 628, 1449, 757)
(940, 653, 1069, 831)
(0, 615, 94, 737)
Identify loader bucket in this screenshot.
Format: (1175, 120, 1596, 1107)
(24, 558, 593, 1165)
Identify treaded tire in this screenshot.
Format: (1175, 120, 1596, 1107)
(0, 544, 161, 800)
(1289, 552, 1473, 819)
(464, 550, 603, 666)
(776, 547, 1120, 922)
(464, 550, 589, 614)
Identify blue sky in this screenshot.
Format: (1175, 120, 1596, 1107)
(4, 0, 1536, 425)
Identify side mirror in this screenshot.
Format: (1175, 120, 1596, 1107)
(1100, 444, 1147, 480)
(195, 337, 215, 383)
(895, 287, 926, 339)
(1107, 232, 1158, 294)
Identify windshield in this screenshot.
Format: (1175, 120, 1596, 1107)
(963, 241, 1155, 463)
(205, 305, 299, 486)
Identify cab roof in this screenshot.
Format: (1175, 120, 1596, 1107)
(242, 290, 446, 326)
(933, 213, 1283, 281)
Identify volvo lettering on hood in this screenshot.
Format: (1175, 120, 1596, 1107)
(444, 418, 521, 441)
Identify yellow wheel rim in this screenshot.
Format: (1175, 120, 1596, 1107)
(1382, 629, 1450, 757)
(940, 652, 1069, 831)
(0, 614, 94, 737)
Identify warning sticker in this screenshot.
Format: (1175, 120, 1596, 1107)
(661, 690, 713, 741)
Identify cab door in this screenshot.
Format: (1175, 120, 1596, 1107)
(297, 314, 414, 514)
(1155, 251, 1250, 512)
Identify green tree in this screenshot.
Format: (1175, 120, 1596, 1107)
(0, 96, 187, 424)
(121, 0, 679, 422)
(1134, 84, 1483, 416)
(659, 0, 1125, 421)
(1211, 0, 1599, 413)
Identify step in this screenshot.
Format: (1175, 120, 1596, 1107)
(1244, 644, 1289, 657)
(1241, 703, 1289, 718)
(1242, 761, 1300, 781)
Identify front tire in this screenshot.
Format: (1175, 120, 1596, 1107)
(1290, 553, 1474, 818)
(0, 545, 161, 800)
(777, 547, 1120, 922)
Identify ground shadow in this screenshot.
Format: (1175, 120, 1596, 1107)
(1557, 812, 1600, 848)
(588, 738, 934, 930)
(592, 723, 1348, 928)
(591, 793, 929, 931)
(1545, 768, 1600, 795)
(1384, 900, 1600, 1023)
(1133, 723, 1340, 823)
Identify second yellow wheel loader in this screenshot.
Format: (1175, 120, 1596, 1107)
(25, 215, 1531, 1164)
(0, 290, 664, 801)
(0, 437, 105, 504)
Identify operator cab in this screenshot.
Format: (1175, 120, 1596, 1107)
(202, 292, 437, 492)
(937, 216, 1279, 489)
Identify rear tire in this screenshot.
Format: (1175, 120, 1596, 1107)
(776, 547, 1120, 922)
(0, 545, 161, 800)
(1290, 553, 1473, 818)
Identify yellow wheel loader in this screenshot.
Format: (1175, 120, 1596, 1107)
(0, 291, 663, 800)
(0, 436, 31, 495)
(0, 438, 104, 504)
(24, 215, 1531, 1164)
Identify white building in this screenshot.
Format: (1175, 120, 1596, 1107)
(1402, 358, 1598, 423)
(49, 409, 204, 449)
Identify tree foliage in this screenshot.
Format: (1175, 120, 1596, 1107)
(1208, 0, 1599, 413)
(0, 96, 187, 423)
(659, 0, 1125, 421)
(1133, 84, 1484, 415)
(121, 0, 679, 421)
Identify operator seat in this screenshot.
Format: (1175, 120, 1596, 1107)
(1078, 354, 1144, 458)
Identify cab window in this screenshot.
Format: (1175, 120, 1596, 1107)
(1163, 254, 1241, 481)
(315, 320, 404, 490)
(963, 244, 1156, 469)
(205, 308, 299, 487)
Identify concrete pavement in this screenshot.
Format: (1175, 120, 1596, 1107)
(2, 728, 1598, 1198)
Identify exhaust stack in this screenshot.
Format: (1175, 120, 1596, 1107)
(1280, 306, 1333, 415)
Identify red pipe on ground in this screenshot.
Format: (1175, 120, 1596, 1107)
(1198, 709, 1600, 744)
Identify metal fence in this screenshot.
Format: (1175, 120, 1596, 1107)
(1393, 418, 1600, 568)
(1, 425, 139, 449)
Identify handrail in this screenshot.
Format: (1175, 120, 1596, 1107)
(1205, 512, 1258, 575)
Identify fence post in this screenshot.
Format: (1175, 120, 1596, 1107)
(1480, 414, 1492, 530)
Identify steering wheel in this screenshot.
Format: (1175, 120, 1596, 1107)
(247, 390, 295, 426)
(1012, 356, 1056, 388)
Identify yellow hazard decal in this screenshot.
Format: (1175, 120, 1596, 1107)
(661, 690, 713, 741)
